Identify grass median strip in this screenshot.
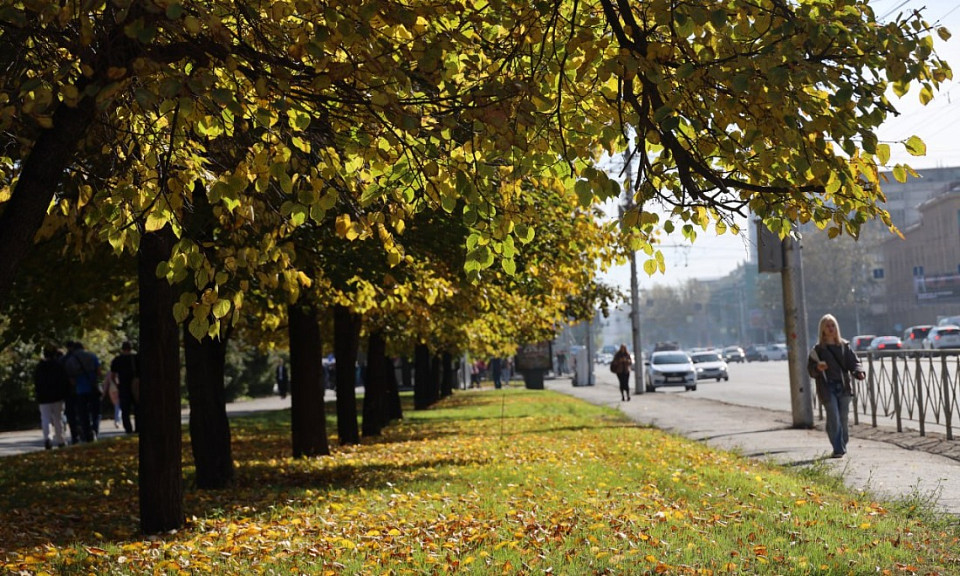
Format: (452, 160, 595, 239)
(2, 388, 958, 574)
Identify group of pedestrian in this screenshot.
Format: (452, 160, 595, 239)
(33, 340, 139, 449)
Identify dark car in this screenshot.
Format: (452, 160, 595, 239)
(744, 345, 767, 362)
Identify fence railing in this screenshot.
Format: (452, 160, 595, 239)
(839, 350, 960, 440)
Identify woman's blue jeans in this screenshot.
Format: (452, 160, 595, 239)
(823, 379, 851, 455)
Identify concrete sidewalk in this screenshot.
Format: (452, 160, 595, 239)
(0, 395, 293, 458)
(547, 372, 960, 515)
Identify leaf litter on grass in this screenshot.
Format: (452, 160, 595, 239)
(2, 389, 958, 574)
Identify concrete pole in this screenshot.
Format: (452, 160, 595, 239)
(781, 234, 813, 428)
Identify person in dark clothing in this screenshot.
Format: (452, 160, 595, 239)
(807, 314, 865, 459)
(611, 344, 633, 401)
(108, 341, 139, 434)
(62, 341, 102, 443)
(276, 358, 290, 399)
(34, 345, 70, 449)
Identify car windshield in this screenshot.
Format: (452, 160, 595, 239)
(692, 353, 721, 363)
(653, 353, 689, 365)
(939, 328, 960, 335)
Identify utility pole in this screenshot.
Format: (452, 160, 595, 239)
(620, 143, 645, 395)
(781, 233, 813, 428)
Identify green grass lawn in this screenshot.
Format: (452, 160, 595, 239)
(2, 388, 958, 574)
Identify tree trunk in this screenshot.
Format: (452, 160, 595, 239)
(334, 305, 361, 445)
(138, 226, 184, 534)
(0, 94, 98, 303)
(289, 303, 329, 458)
(362, 331, 388, 437)
(183, 328, 234, 489)
(440, 352, 455, 398)
(414, 344, 431, 409)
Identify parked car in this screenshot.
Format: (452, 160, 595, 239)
(691, 351, 729, 382)
(850, 335, 876, 352)
(765, 343, 788, 360)
(924, 325, 960, 349)
(723, 346, 745, 363)
(902, 325, 933, 351)
(645, 351, 697, 392)
(744, 345, 768, 362)
(868, 335, 903, 355)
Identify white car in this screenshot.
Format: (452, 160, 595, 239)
(924, 325, 960, 349)
(691, 351, 729, 382)
(645, 351, 697, 392)
(765, 344, 788, 360)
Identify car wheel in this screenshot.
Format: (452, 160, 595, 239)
(716, 377, 721, 382)
(724, 376, 729, 381)
(686, 385, 697, 391)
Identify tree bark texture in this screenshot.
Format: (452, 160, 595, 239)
(334, 305, 361, 445)
(288, 304, 329, 458)
(362, 331, 388, 437)
(183, 329, 234, 489)
(138, 226, 184, 534)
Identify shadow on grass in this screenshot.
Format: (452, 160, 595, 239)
(0, 389, 622, 552)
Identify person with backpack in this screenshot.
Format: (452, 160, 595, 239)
(610, 344, 633, 401)
(62, 341, 102, 443)
(807, 314, 865, 459)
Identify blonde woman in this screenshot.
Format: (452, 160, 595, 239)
(807, 314, 865, 458)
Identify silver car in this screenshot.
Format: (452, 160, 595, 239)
(691, 351, 729, 382)
(924, 325, 960, 349)
(645, 351, 697, 392)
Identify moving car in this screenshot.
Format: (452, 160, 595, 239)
(924, 325, 960, 350)
(868, 335, 903, 355)
(691, 351, 729, 382)
(723, 346, 745, 363)
(850, 335, 876, 352)
(744, 345, 768, 362)
(645, 351, 697, 392)
(902, 325, 933, 351)
(765, 343, 788, 360)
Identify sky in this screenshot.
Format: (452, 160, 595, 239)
(599, 0, 960, 292)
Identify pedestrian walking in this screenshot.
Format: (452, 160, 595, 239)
(276, 358, 289, 399)
(62, 341, 102, 443)
(807, 314, 865, 458)
(108, 341, 139, 434)
(610, 344, 633, 401)
(34, 344, 70, 449)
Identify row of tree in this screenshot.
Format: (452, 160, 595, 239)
(0, 0, 950, 534)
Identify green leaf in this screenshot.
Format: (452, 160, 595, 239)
(212, 299, 231, 319)
(876, 143, 891, 165)
(904, 135, 926, 156)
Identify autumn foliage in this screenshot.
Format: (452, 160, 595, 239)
(2, 389, 958, 574)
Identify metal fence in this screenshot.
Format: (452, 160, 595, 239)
(842, 350, 960, 440)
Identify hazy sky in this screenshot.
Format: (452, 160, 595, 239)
(600, 0, 960, 292)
